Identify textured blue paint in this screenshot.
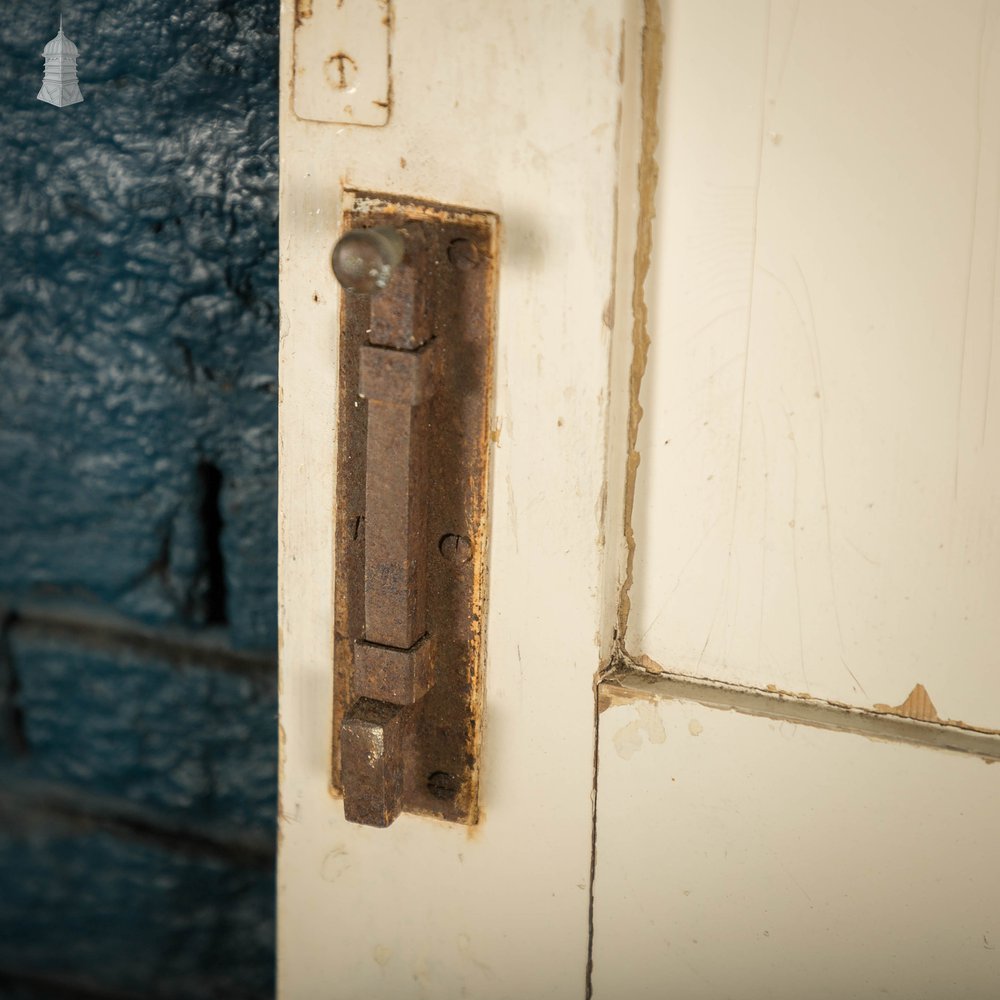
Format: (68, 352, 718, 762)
(0, 1, 279, 994)
(11, 630, 277, 838)
(0, 819, 274, 999)
(0, 0, 278, 651)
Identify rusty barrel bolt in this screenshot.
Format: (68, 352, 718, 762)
(332, 226, 405, 294)
(439, 534, 472, 564)
(446, 238, 480, 271)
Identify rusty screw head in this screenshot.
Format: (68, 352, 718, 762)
(332, 226, 405, 294)
(447, 238, 480, 271)
(438, 534, 472, 564)
(427, 771, 459, 801)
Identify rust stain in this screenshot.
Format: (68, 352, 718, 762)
(617, 0, 664, 640)
(295, 0, 313, 28)
(874, 684, 941, 724)
(325, 52, 357, 91)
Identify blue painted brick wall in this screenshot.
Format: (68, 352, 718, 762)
(0, 1, 279, 996)
(0, 0, 278, 651)
(9, 626, 277, 840)
(0, 807, 274, 999)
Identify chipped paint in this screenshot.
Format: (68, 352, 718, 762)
(617, 0, 664, 640)
(874, 684, 941, 723)
(604, 653, 1000, 762)
(294, 0, 313, 28)
(613, 699, 666, 759)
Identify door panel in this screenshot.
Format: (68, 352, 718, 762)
(592, 677, 1000, 999)
(629, 0, 1000, 728)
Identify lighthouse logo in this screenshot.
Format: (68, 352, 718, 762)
(38, 17, 84, 108)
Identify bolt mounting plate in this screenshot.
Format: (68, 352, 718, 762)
(332, 191, 498, 826)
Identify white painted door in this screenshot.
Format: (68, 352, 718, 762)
(278, 2, 1000, 997)
(592, 2, 1000, 997)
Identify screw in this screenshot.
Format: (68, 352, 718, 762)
(447, 238, 480, 271)
(427, 771, 459, 800)
(438, 534, 472, 563)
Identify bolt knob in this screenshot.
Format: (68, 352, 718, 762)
(332, 226, 405, 294)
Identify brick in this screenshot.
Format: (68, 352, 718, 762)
(0, 811, 273, 1000)
(9, 631, 276, 839)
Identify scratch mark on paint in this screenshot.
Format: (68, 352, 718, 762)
(791, 257, 867, 698)
(756, 403, 769, 671)
(701, 1, 774, 674)
(760, 259, 867, 697)
(777, 856, 813, 905)
(782, 404, 808, 690)
(955, 2, 990, 495)
(506, 474, 519, 553)
(321, 845, 352, 882)
(457, 934, 495, 980)
(771, 0, 800, 101)
(983, 10, 1000, 446)
(639, 510, 726, 644)
(727, 0, 773, 567)
(984, 186, 998, 446)
(844, 536, 879, 566)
